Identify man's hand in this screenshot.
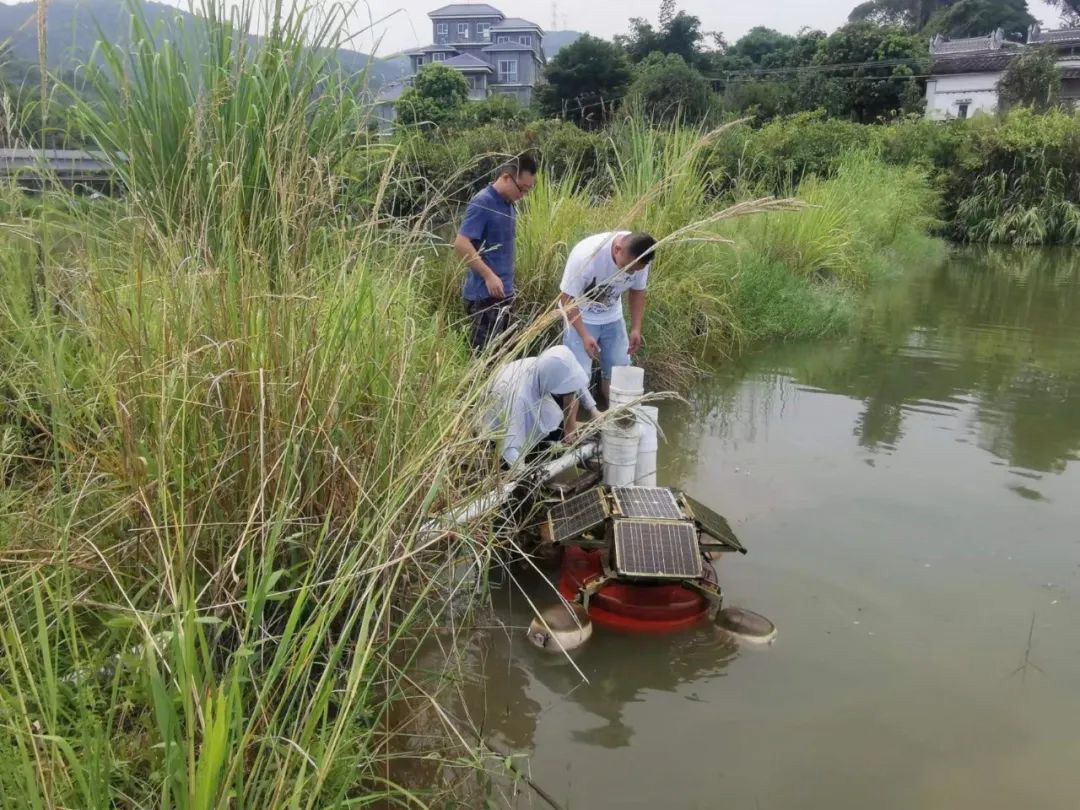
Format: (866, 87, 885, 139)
(564, 414, 578, 440)
(582, 333, 600, 359)
(628, 329, 642, 355)
(485, 273, 505, 299)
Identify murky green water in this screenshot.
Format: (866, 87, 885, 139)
(473, 248, 1080, 809)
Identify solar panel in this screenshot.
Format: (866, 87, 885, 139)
(547, 488, 608, 543)
(613, 520, 702, 579)
(611, 487, 684, 520)
(683, 494, 746, 554)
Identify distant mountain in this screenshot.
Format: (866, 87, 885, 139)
(0, 0, 406, 87)
(373, 53, 412, 81)
(543, 30, 582, 58)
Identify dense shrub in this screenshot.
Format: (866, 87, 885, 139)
(354, 104, 1080, 246)
(625, 52, 717, 123)
(939, 108, 1080, 244)
(699, 112, 875, 195)
(457, 93, 538, 129)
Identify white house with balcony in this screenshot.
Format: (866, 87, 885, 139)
(375, 3, 546, 129)
(925, 25, 1080, 119)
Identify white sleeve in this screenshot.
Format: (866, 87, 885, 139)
(577, 387, 597, 413)
(500, 397, 528, 467)
(559, 244, 587, 298)
(630, 265, 649, 291)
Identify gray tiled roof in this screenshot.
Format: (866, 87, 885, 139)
(930, 51, 1015, 74)
(1030, 26, 1080, 45)
(933, 35, 998, 54)
(428, 3, 503, 18)
(406, 44, 457, 54)
(441, 53, 493, 70)
(483, 41, 536, 52)
(492, 17, 542, 30)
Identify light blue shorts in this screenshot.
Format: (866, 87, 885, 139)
(564, 318, 630, 381)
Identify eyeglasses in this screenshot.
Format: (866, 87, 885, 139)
(509, 174, 534, 196)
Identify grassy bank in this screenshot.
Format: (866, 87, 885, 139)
(407, 120, 942, 382)
(0, 2, 516, 805)
(0, 5, 943, 807)
(0, 209, 508, 806)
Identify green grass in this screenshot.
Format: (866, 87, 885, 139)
(0, 1, 522, 806)
(0, 197, 524, 806)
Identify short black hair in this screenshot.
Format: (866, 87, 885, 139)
(624, 232, 657, 267)
(500, 151, 538, 179)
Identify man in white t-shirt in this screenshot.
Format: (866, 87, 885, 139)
(558, 231, 657, 426)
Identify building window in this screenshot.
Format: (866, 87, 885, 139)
(518, 35, 530, 46)
(478, 22, 491, 40)
(471, 75, 484, 90)
(957, 102, 969, 119)
(498, 60, 517, 82)
(457, 22, 469, 39)
(436, 22, 447, 35)
(432, 52, 446, 61)
(416, 56, 425, 66)
(497, 35, 511, 43)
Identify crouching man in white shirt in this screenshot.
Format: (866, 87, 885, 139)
(558, 231, 657, 430)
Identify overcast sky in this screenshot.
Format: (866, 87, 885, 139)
(351, 0, 1064, 56)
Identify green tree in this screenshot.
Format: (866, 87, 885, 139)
(708, 26, 824, 75)
(395, 64, 469, 131)
(723, 27, 798, 68)
(627, 52, 715, 122)
(711, 27, 825, 119)
(849, 0, 1036, 38)
(923, 0, 1035, 40)
(1046, 0, 1080, 22)
(617, 0, 709, 66)
(848, 0, 952, 28)
(998, 46, 1061, 111)
(537, 34, 633, 126)
(804, 23, 927, 122)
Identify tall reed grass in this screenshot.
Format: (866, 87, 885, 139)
(0, 1, 535, 806)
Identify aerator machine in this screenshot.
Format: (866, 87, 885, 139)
(541, 484, 746, 632)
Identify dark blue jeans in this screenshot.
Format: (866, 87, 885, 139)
(465, 296, 515, 351)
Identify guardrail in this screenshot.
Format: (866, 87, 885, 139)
(0, 148, 119, 193)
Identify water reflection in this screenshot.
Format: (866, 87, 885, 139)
(663, 247, 1080, 477)
(478, 574, 738, 751)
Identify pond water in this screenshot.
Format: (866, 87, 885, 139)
(470, 247, 1080, 809)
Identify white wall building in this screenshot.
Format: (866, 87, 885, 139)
(924, 29, 1019, 119)
(925, 26, 1080, 120)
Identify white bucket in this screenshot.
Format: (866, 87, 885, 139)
(609, 366, 644, 412)
(608, 387, 640, 410)
(635, 405, 658, 486)
(602, 422, 640, 487)
(610, 365, 644, 393)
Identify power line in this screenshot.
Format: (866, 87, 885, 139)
(707, 57, 927, 81)
(723, 72, 932, 84)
